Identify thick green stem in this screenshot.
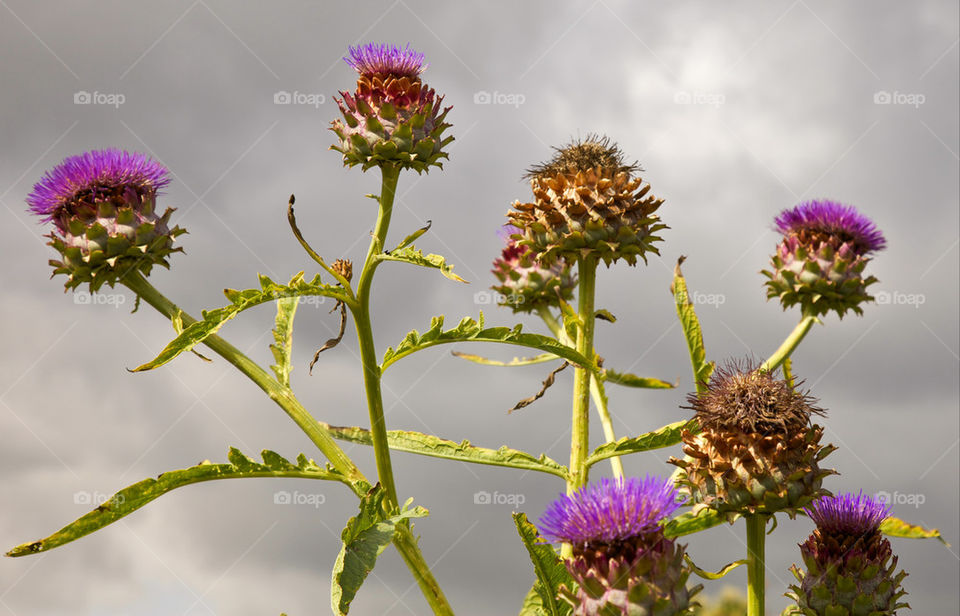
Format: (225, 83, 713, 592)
(352, 164, 401, 509)
(746, 514, 767, 616)
(536, 305, 623, 479)
(568, 257, 597, 493)
(760, 314, 817, 373)
(123, 271, 453, 615)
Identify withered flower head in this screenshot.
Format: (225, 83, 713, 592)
(507, 135, 666, 267)
(670, 360, 835, 519)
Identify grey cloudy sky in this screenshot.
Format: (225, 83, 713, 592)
(1, 1, 957, 614)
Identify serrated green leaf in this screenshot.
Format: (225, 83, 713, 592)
(392, 220, 432, 251)
(601, 369, 675, 389)
(671, 258, 712, 393)
(326, 425, 568, 479)
(380, 314, 595, 374)
(331, 487, 428, 615)
(6, 449, 348, 557)
(376, 244, 467, 283)
(270, 297, 298, 386)
(684, 553, 747, 580)
(518, 583, 549, 616)
(585, 420, 692, 469)
(451, 351, 558, 368)
(663, 508, 728, 538)
(880, 516, 948, 545)
(133, 272, 349, 372)
(513, 513, 573, 616)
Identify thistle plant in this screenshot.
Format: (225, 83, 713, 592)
(7, 40, 945, 616)
(787, 492, 909, 615)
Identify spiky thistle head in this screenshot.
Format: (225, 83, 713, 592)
(507, 135, 667, 267)
(669, 360, 835, 519)
(26, 149, 185, 292)
(490, 225, 575, 313)
(538, 477, 701, 616)
(331, 42, 452, 173)
(763, 199, 886, 318)
(787, 492, 908, 615)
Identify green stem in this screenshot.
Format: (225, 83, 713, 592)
(351, 163, 401, 510)
(746, 514, 767, 616)
(568, 257, 597, 493)
(536, 305, 623, 479)
(760, 314, 817, 373)
(123, 271, 453, 616)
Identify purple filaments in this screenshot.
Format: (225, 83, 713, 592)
(774, 199, 887, 255)
(805, 491, 891, 536)
(538, 476, 683, 546)
(344, 43, 426, 77)
(26, 149, 170, 222)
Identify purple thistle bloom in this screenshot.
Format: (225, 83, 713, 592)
(774, 199, 886, 255)
(805, 491, 891, 536)
(344, 43, 426, 78)
(26, 149, 170, 224)
(538, 476, 682, 546)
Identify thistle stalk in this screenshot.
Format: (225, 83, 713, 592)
(536, 305, 623, 479)
(746, 514, 768, 616)
(122, 270, 453, 616)
(351, 163, 401, 509)
(568, 255, 597, 494)
(760, 314, 817, 373)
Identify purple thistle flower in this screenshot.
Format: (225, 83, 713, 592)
(26, 149, 170, 224)
(774, 199, 886, 255)
(344, 43, 426, 78)
(538, 476, 682, 546)
(804, 491, 891, 536)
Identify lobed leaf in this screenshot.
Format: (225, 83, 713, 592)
(376, 244, 466, 283)
(584, 420, 692, 469)
(451, 351, 558, 368)
(684, 554, 746, 580)
(331, 487, 428, 615)
(880, 516, 948, 545)
(134, 272, 350, 372)
(513, 513, 573, 616)
(6, 448, 348, 557)
(269, 297, 299, 386)
(671, 257, 714, 393)
(380, 314, 595, 373)
(392, 220, 432, 252)
(326, 425, 568, 479)
(601, 369, 674, 389)
(518, 584, 550, 616)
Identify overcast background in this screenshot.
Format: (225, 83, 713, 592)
(1, 2, 957, 615)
